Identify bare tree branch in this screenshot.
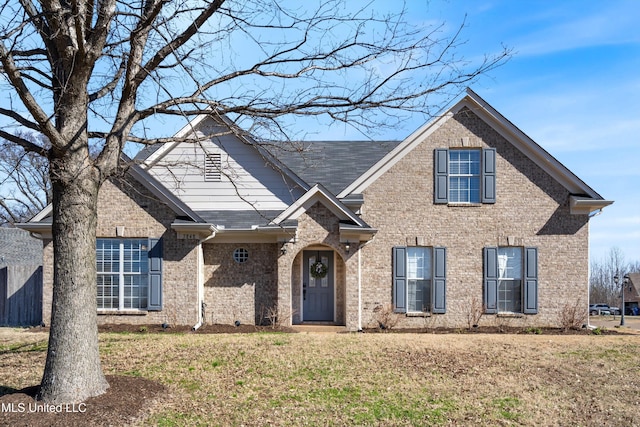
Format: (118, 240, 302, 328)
(0, 0, 512, 403)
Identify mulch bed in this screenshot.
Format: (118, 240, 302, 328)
(23, 322, 629, 336)
(0, 376, 167, 427)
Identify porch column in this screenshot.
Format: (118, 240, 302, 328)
(344, 249, 360, 331)
(276, 249, 294, 326)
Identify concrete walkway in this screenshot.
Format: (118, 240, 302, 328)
(291, 324, 347, 333)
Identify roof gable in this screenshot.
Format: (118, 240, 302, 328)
(338, 88, 612, 212)
(272, 184, 370, 228)
(139, 115, 307, 212)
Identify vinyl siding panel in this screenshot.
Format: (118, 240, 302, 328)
(148, 127, 304, 211)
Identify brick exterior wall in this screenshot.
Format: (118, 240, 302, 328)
(202, 242, 278, 325)
(358, 107, 590, 329)
(39, 106, 593, 331)
(277, 202, 355, 328)
(42, 176, 200, 326)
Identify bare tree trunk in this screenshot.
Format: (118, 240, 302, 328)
(37, 154, 108, 403)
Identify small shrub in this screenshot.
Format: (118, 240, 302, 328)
(138, 326, 148, 333)
(465, 295, 484, 330)
(372, 304, 400, 331)
(592, 327, 603, 335)
(262, 305, 296, 329)
(525, 327, 542, 335)
(559, 298, 587, 331)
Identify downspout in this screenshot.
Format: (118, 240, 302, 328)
(193, 232, 217, 331)
(586, 221, 594, 330)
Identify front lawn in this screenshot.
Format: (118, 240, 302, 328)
(1, 328, 639, 426)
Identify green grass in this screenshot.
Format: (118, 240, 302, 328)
(0, 340, 48, 354)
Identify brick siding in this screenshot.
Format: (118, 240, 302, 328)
(42, 176, 199, 326)
(358, 107, 589, 328)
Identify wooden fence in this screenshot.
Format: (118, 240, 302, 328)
(0, 265, 43, 326)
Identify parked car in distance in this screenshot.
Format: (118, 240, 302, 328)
(589, 304, 620, 316)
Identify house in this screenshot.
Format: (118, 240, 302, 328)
(18, 89, 613, 330)
(623, 273, 640, 315)
(0, 228, 43, 326)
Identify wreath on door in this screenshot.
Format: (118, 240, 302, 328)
(310, 261, 328, 279)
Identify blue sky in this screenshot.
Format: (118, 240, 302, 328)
(2, 1, 637, 264)
(399, 0, 640, 264)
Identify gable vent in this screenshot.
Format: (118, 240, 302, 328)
(204, 152, 222, 181)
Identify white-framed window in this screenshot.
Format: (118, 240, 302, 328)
(97, 239, 149, 310)
(434, 148, 496, 204)
(497, 247, 522, 313)
(233, 247, 249, 263)
(449, 149, 481, 203)
(393, 246, 446, 314)
(407, 247, 432, 312)
(484, 246, 538, 315)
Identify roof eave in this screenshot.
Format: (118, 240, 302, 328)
(569, 196, 614, 215)
(170, 223, 218, 239)
(15, 222, 52, 239)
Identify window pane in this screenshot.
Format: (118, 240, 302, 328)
(408, 279, 432, 312)
(497, 247, 523, 313)
(448, 149, 481, 203)
(407, 248, 431, 312)
(407, 247, 431, 279)
(498, 247, 522, 279)
(498, 279, 522, 312)
(97, 274, 119, 309)
(96, 238, 149, 310)
(123, 274, 149, 309)
(96, 239, 119, 274)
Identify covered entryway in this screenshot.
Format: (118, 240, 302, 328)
(302, 250, 334, 321)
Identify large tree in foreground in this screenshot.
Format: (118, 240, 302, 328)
(0, 0, 509, 403)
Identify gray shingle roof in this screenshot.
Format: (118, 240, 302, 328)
(271, 141, 401, 195)
(136, 139, 402, 229)
(195, 210, 286, 229)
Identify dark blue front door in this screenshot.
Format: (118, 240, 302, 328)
(303, 250, 334, 321)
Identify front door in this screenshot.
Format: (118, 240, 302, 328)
(303, 250, 334, 321)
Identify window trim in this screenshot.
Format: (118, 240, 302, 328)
(393, 246, 446, 314)
(434, 148, 496, 205)
(233, 247, 249, 264)
(407, 247, 433, 313)
(97, 238, 150, 311)
(449, 149, 481, 203)
(96, 237, 163, 312)
(484, 246, 538, 315)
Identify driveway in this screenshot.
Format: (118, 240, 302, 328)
(589, 315, 640, 333)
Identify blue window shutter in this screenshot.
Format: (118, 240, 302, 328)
(148, 238, 163, 311)
(392, 246, 407, 313)
(434, 149, 449, 204)
(523, 247, 538, 314)
(482, 148, 496, 203)
(484, 247, 498, 314)
(432, 247, 447, 314)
